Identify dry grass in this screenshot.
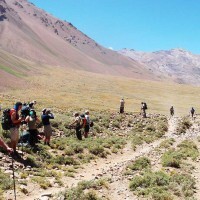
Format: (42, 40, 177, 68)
(1, 65, 200, 116)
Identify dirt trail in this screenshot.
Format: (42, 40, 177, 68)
(15, 116, 200, 200)
(20, 117, 178, 200)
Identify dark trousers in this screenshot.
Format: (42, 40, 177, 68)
(120, 107, 124, 113)
(29, 129, 38, 146)
(141, 109, 146, 118)
(76, 126, 82, 140)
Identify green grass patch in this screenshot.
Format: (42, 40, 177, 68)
(0, 65, 24, 77)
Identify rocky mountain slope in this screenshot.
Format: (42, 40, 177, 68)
(119, 48, 200, 85)
(0, 0, 158, 89)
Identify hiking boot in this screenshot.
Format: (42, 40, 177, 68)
(47, 142, 50, 146)
(13, 151, 21, 159)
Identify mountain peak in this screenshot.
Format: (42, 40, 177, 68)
(119, 47, 200, 85)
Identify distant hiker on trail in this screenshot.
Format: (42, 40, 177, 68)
(41, 108, 54, 146)
(84, 110, 90, 138)
(69, 112, 83, 140)
(190, 107, 195, 118)
(120, 98, 125, 113)
(0, 137, 13, 153)
(141, 102, 147, 118)
(25, 110, 40, 147)
(170, 106, 174, 117)
(10, 102, 23, 156)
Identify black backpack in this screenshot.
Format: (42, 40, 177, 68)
(21, 105, 30, 118)
(144, 102, 148, 110)
(191, 108, 195, 114)
(1, 109, 12, 130)
(90, 121, 94, 127)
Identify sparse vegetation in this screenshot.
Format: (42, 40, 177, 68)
(176, 117, 192, 135)
(130, 115, 168, 150)
(0, 169, 13, 198)
(127, 157, 151, 171)
(129, 170, 196, 199)
(32, 177, 52, 189)
(1, 84, 200, 200)
(161, 140, 199, 168)
(61, 179, 108, 200)
(159, 138, 175, 149)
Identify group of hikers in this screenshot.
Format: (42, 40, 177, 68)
(0, 101, 55, 157)
(0, 98, 197, 157)
(120, 98, 148, 118)
(169, 106, 196, 118)
(120, 98, 196, 119)
(0, 101, 93, 157)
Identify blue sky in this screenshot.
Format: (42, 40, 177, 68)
(29, 0, 200, 54)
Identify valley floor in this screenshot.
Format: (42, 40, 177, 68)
(2, 114, 200, 200)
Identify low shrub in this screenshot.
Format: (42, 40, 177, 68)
(127, 157, 151, 171)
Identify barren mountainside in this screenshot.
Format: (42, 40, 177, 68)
(0, 0, 158, 89)
(0, 0, 199, 89)
(119, 48, 200, 85)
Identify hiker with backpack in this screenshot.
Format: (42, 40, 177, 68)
(190, 107, 195, 118)
(69, 112, 84, 140)
(141, 102, 147, 118)
(21, 100, 37, 122)
(10, 102, 24, 155)
(84, 110, 90, 138)
(120, 98, 125, 113)
(170, 106, 174, 117)
(0, 137, 13, 153)
(25, 110, 40, 147)
(41, 108, 54, 146)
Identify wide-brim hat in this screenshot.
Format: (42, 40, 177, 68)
(74, 112, 79, 116)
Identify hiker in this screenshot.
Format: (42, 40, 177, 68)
(41, 108, 54, 146)
(190, 107, 195, 118)
(25, 110, 40, 147)
(21, 100, 37, 121)
(84, 110, 90, 138)
(0, 137, 13, 153)
(120, 98, 125, 113)
(141, 102, 147, 118)
(170, 106, 174, 117)
(70, 112, 83, 140)
(29, 100, 37, 110)
(10, 102, 23, 155)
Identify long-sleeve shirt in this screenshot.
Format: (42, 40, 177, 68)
(41, 113, 54, 126)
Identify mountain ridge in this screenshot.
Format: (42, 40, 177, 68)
(119, 48, 200, 85)
(0, 0, 157, 87)
(0, 0, 199, 88)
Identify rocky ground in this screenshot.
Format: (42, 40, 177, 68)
(1, 113, 200, 200)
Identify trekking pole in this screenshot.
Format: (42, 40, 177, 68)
(21, 129, 24, 157)
(11, 155, 17, 200)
